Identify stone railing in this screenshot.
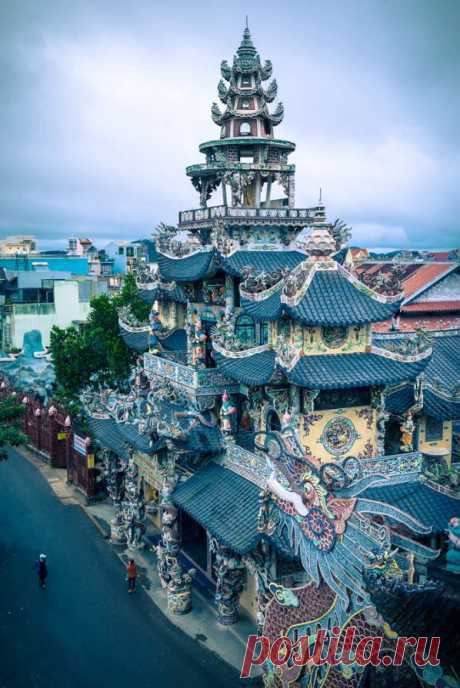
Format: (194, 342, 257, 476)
(178, 205, 320, 227)
(143, 353, 240, 395)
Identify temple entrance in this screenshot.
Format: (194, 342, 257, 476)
(181, 511, 208, 572)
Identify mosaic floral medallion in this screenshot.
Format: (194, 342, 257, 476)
(320, 416, 358, 456)
(321, 325, 348, 349)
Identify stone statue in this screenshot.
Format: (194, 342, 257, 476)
(220, 390, 236, 435)
(400, 411, 415, 453)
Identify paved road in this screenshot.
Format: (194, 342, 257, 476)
(0, 449, 241, 688)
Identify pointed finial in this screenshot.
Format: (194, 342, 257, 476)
(246, 14, 249, 30)
(319, 187, 322, 204)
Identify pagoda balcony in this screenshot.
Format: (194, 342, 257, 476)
(178, 204, 323, 230)
(143, 352, 240, 396)
(185, 162, 295, 177)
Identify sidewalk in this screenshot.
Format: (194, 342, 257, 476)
(20, 446, 261, 681)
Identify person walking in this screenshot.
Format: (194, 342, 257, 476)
(126, 559, 137, 594)
(35, 553, 48, 589)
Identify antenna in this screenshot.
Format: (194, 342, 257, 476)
(319, 187, 322, 204)
(245, 14, 249, 30)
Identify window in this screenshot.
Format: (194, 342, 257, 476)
(235, 314, 255, 347)
(241, 98, 251, 109)
(425, 416, 444, 442)
(240, 122, 251, 136)
(260, 322, 269, 345)
(118, 246, 124, 255)
(278, 317, 291, 339)
(241, 75, 251, 87)
(126, 246, 134, 257)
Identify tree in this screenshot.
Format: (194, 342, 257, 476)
(50, 293, 135, 401)
(116, 272, 151, 322)
(0, 395, 27, 460)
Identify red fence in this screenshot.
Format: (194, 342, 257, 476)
(0, 378, 98, 499)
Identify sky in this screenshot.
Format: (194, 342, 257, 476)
(0, 0, 459, 250)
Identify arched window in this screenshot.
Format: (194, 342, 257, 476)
(240, 121, 251, 136)
(235, 314, 255, 347)
(241, 98, 251, 109)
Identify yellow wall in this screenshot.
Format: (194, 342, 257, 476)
(418, 417, 452, 466)
(299, 406, 377, 464)
(269, 322, 370, 355)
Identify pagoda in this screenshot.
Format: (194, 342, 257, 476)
(179, 24, 323, 244)
(75, 24, 460, 688)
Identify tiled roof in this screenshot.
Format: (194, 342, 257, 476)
(403, 263, 454, 301)
(386, 385, 415, 415)
(241, 289, 283, 320)
(119, 325, 149, 353)
(424, 389, 460, 420)
(157, 250, 218, 282)
(402, 300, 460, 313)
(241, 268, 401, 326)
(172, 463, 261, 554)
(138, 284, 187, 305)
(222, 250, 304, 278)
(287, 352, 428, 389)
(213, 349, 277, 385)
(87, 417, 162, 458)
(214, 348, 427, 389)
(424, 334, 460, 394)
(159, 329, 187, 353)
(286, 270, 400, 326)
(363, 479, 460, 532)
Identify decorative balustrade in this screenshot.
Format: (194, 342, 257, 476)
(143, 353, 240, 395)
(179, 204, 320, 227)
(359, 451, 424, 480)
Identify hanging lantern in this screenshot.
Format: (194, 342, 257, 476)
(22, 396, 28, 404)
(64, 416, 71, 427)
(34, 408, 41, 417)
(48, 405, 57, 416)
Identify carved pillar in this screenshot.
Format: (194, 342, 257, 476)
(288, 173, 295, 208)
(372, 387, 389, 456)
(121, 448, 146, 550)
(265, 177, 272, 206)
(225, 275, 234, 309)
(255, 172, 261, 208)
(210, 537, 245, 625)
(244, 541, 272, 635)
(222, 180, 228, 207)
(157, 447, 195, 614)
(102, 448, 127, 544)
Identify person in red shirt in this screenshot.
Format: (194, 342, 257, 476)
(126, 559, 137, 593)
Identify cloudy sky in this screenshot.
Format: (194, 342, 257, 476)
(1, 0, 459, 249)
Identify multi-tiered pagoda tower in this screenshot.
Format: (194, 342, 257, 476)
(179, 26, 322, 244)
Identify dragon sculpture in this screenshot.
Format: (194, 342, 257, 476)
(251, 427, 454, 688)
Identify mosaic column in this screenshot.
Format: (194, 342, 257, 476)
(101, 448, 126, 544)
(372, 387, 389, 456)
(210, 537, 245, 625)
(121, 448, 146, 550)
(156, 447, 195, 614)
